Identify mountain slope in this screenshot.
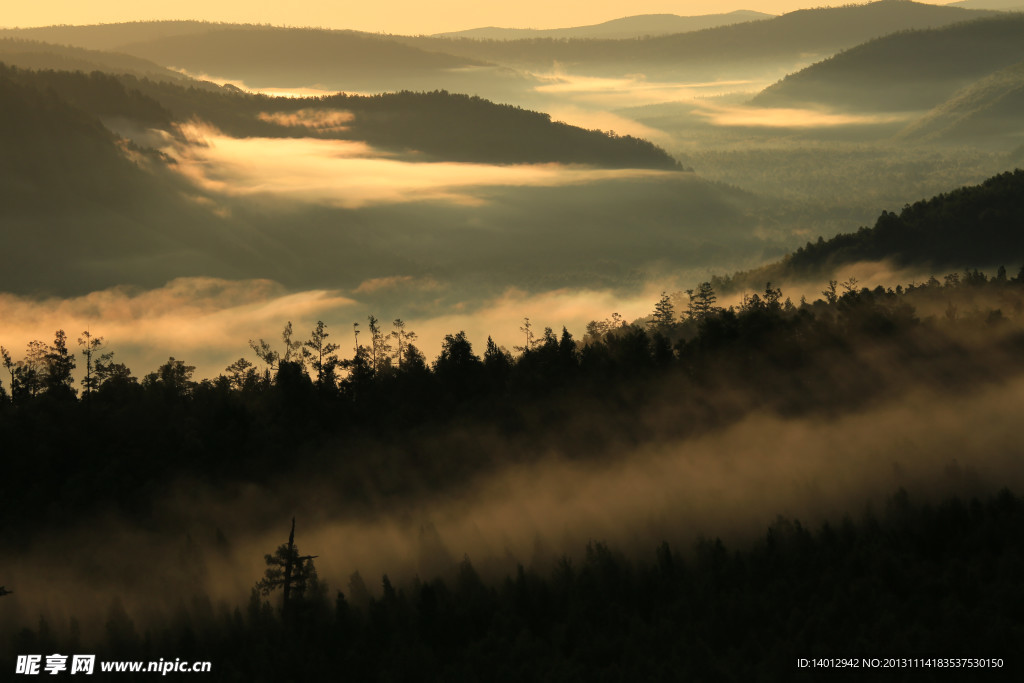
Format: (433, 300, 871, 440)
(433, 11, 773, 40)
(98, 76, 680, 169)
(897, 61, 1024, 143)
(751, 15, 1024, 112)
(0, 21, 219, 52)
(0, 38, 192, 84)
(114, 27, 485, 89)
(947, 0, 1024, 9)
(719, 169, 1024, 289)
(0, 66, 253, 295)
(0, 63, 173, 127)
(397, 1, 995, 78)
(8, 4, 992, 90)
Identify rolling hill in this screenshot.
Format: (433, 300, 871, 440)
(397, 0, 995, 79)
(5, 3, 993, 90)
(718, 169, 1024, 289)
(947, 0, 1024, 9)
(0, 64, 249, 295)
(433, 11, 773, 40)
(113, 27, 484, 89)
(0, 38, 192, 84)
(2, 62, 737, 299)
(0, 60, 679, 169)
(897, 61, 1024, 144)
(0, 21, 220, 52)
(750, 14, 1024, 112)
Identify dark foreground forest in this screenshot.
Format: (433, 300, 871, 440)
(7, 491, 1021, 681)
(3, 263, 1024, 679)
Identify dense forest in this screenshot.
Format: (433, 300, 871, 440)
(0, 269, 1015, 525)
(716, 169, 1024, 291)
(3, 267, 1023, 679)
(5, 490, 1020, 681)
(751, 14, 1024, 112)
(0, 62, 681, 169)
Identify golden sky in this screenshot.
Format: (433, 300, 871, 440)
(2, 1, 954, 35)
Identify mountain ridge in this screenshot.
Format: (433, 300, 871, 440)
(715, 169, 1024, 291)
(431, 11, 773, 41)
(751, 14, 1024, 112)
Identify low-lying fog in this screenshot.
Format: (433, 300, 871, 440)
(4, 341, 1022, 640)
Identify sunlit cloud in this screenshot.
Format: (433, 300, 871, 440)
(164, 123, 671, 208)
(693, 102, 910, 128)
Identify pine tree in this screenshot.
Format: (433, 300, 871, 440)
(255, 518, 320, 621)
(304, 321, 340, 390)
(367, 316, 392, 372)
(649, 291, 676, 331)
(688, 282, 719, 321)
(78, 330, 104, 398)
(390, 319, 417, 369)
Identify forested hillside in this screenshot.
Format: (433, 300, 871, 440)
(897, 60, 1024, 144)
(0, 20, 217, 52)
(114, 27, 483, 87)
(4, 168, 1024, 679)
(718, 169, 1024, 290)
(0, 38, 190, 83)
(4, 259, 1024, 534)
(0, 63, 254, 294)
(0, 62, 680, 168)
(434, 10, 773, 40)
(4, 259, 1024, 678)
(398, 1, 992, 76)
(751, 14, 1024, 112)
(5, 489, 1019, 680)
(0, 65, 163, 210)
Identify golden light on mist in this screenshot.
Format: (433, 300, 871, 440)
(694, 102, 911, 128)
(531, 71, 763, 107)
(164, 123, 672, 208)
(256, 108, 355, 131)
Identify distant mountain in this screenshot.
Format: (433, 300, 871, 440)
(947, 0, 1024, 10)
(7, 4, 993, 91)
(433, 11, 773, 40)
(0, 21, 219, 52)
(0, 38, 191, 83)
(719, 169, 1024, 289)
(751, 15, 1024, 112)
(397, 1, 995, 79)
(0, 22, 491, 91)
(109, 27, 485, 89)
(897, 61, 1024, 143)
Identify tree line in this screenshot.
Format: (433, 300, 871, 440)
(3, 267, 1024, 537)
(7, 488, 1021, 681)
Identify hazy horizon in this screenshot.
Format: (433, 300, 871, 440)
(1, 0, 971, 35)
